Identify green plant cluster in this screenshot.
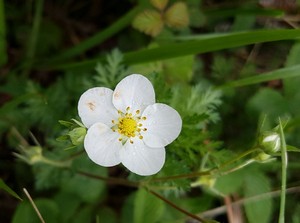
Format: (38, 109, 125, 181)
(1, 0, 300, 223)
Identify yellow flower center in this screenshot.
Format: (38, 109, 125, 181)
(111, 107, 147, 144)
(118, 117, 137, 137)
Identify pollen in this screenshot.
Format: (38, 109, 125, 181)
(118, 117, 137, 137)
(112, 107, 148, 143)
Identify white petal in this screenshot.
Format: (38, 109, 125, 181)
(84, 122, 121, 167)
(112, 74, 155, 113)
(141, 103, 182, 148)
(78, 87, 118, 128)
(120, 138, 165, 176)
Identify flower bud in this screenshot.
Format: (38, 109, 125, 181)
(253, 151, 272, 163)
(191, 175, 216, 188)
(68, 127, 87, 146)
(259, 132, 280, 154)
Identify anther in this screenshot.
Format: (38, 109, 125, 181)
(136, 110, 140, 114)
(143, 128, 147, 131)
(138, 123, 143, 127)
(118, 138, 122, 141)
(139, 135, 143, 139)
(126, 106, 130, 111)
(142, 117, 147, 120)
(130, 140, 134, 144)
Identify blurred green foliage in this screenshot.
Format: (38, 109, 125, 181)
(1, 0, 300, 223)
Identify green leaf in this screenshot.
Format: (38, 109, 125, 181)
(286, 145, 300, 152)
(165, 2, 189, 28)
(247, 88, 289, 120)
(132, 9, 164, 37)
(244, 170, 272, 223)
(54, 192, 81, 223)
(12, 199, 60, 223)
(0, 178, 22, 200)
(223, 64, 300, 88)
(72, 206, 93, 223)
(204, 7, 284, 18)
(121, 192, 135, 223)
(96, 207, 117, 223)
(134, 188, 165, 223)
(46, 29, 300, 70)
(214, 169, 245, 195)
(61, 156, 107, 203)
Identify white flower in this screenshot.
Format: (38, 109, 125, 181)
(78, 74, 182, 176)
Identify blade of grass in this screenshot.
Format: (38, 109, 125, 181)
(23, 0, 44, 74)
(39, 29, 300, 70)
(221, 64, 300, 88)
(0, 179, 22, 200)
(204, 7, 284, 18)
(0, 0, 7, 66)
(278, 118, 287, 223)
(47, 5, 142, 62)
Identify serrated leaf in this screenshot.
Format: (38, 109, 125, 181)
(132, 9, 164, 37)
(134, 188, 165, 223)
(165, 2, 189, 28)
(244, 170, 272, 223)
(151, 0, 168, 10)
(0, 178, 22, 200)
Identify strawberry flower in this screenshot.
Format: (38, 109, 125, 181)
(78, 74, 182, 176)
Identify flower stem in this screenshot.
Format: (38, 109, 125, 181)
(278, 119, 287, 223)
(40, 157, 71, 168)
(149, 169, 212, 182)
(217, 148, 259, 170)
(149, 148, 259, 183)
(76, 170, 139, 188)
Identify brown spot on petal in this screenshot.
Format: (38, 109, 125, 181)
(114, 91, 121, 100)
(87, 102, 96, 111)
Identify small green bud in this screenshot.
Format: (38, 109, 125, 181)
(14, 146, 44, 165)
(253, 151, 272, 163)
(28, 146, 43, 163)
(191, 175, 216, 188)
(259, 132, 280, 154)
(68, 127, 87, 146)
